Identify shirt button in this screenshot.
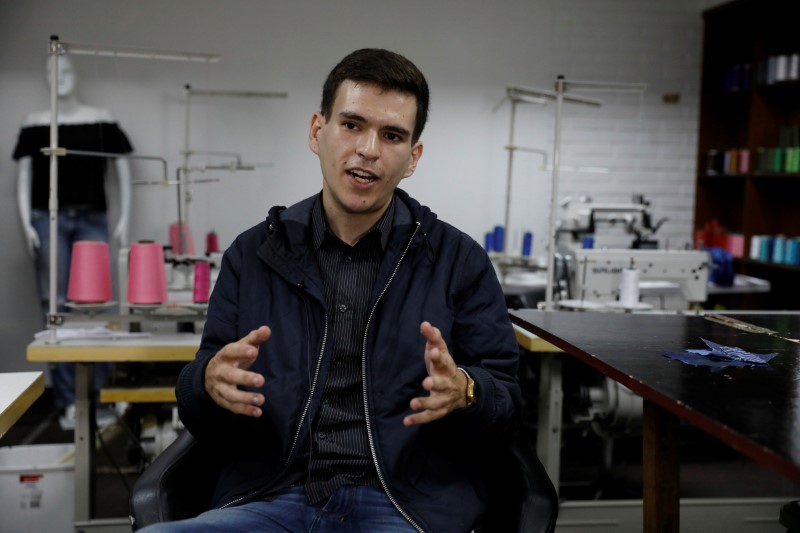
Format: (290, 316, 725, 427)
(344, 256, 352, 264)
(338, 304, 347, 313)
(318, 432, 327, 440)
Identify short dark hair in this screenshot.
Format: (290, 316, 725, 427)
(320, 48, 429, 144)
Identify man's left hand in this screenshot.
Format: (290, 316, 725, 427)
(403, 321, 468, 427)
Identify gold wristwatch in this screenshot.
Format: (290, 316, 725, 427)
(458, 368, 477, 408)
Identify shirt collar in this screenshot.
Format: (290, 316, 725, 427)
(311, 193, 395, 251)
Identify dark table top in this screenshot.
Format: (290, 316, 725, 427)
(509, 309, 800, 485)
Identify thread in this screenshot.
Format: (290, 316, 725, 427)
(484, 232, 494, 252)
(169, 222, 195, 256)
(67, 241, 112, 303)
(127, 242, 168, 304)
(193, 261, 211, 303)
(749, 235, 762, 260)
(522, 232, 533, 257)
(205, 230, 219, 255)
(618, 268, 640, 307)
(773, 235, 786, 263)
(493, 225, 505, 253)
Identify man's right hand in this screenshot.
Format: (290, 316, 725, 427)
(204, 326, 270, 417)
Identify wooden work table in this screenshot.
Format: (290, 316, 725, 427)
(27, 331, 199, 526)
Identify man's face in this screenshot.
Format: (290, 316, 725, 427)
(308, 80, 423, 225)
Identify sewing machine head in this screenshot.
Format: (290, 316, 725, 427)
(568, 249, 711, 306)
(558, 195, 667, 250)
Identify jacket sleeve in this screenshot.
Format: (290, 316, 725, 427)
(450, 240, 521, 435)
(175, 240, 243, 439)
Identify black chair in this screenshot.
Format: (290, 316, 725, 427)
(130, 424, 557, 532)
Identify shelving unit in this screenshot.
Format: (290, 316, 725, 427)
(695, 0, 800, 309)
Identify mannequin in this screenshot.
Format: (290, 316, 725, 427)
(13, 55, 133, 427)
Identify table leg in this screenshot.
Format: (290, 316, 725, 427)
(74, 362, 96, 522)
(537, 353, 563, 494)
(643, 399, 679, 533)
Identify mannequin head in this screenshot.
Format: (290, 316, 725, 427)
(46, 54, 77, 98)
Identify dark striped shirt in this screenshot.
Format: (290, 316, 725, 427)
(294, 195, 395, 504)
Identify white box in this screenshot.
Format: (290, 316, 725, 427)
(0, 444, 74, 533)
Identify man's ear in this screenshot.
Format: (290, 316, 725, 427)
(308, 112, 324, 155)
(403, 141, 424, 178)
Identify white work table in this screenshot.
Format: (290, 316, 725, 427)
(0, 371, 45, 439)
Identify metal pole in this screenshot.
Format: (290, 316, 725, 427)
(180, 85, 192, 255)
(545, 76, 566, 310)
(503, 99, 518, 259)
(47, 37, 61, 343)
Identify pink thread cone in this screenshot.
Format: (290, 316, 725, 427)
(193, 261, 210, 303)
(67, 241, 112, 303)
(205, 230, 219, 254)
(127, 242, 168, 304)
(169, 222, 195, 256)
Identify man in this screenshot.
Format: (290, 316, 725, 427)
(148, 48, 520, 533)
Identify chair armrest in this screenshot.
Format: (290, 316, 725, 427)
(129, 430, 217, 530)
(475, 430, 559, 533)
(512, 432, 559, 533)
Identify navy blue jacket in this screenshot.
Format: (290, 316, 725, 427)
(176, 189, 521, 533)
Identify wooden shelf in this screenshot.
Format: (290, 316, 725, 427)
(695, 0, 800, 309)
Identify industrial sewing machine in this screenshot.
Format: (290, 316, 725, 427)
(567, 248, 711, 310)
(557, 194, 667, 250)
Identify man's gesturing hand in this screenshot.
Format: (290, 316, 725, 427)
(205, 326, 270, 417)
(403, 321, 468, 427)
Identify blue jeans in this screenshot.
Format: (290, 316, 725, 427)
(31, 208, 113, 408)
(138, 486, 419, 533)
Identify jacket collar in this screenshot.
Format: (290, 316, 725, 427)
(255, 189, 434, 291)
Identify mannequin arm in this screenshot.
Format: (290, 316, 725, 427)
(113, 157, 131, 247)
(16, 157, 40, 257)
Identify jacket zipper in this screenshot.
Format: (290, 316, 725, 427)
(220, 297, 329, 509)
(362, 222, 425, 533)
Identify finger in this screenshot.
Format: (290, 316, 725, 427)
(424, 347, 456, 378)
(403, 407, 448, 427)
(243, 325, 271, 347)
(220, 366, 264, 389)
(421, 374, 458, 393)
(420, 321, 447, 351)
(217, 328, 270, 370)
(216, 396, 263, 418)
(410, 392, 453, 413)
(215, 384, 264, 409)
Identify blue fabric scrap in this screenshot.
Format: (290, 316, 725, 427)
(662, 338, 777, 368)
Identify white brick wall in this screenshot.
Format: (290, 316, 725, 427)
(495, 0, 706, 254)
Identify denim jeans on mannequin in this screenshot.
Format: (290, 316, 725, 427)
(138, 485, 420, 533)
(31, 208, 114, 409)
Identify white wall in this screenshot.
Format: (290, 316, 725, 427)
(0, 0, 718, 372)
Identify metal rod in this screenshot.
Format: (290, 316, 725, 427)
(42, 148, 170, 184)
(503, 99, 518, 258)
(186, 89, 287, 99)
(61, 41, 219, 63)
(47, 37, 61, 344)
(180, 86, 192, 255)
(545, 76, 566, 310)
